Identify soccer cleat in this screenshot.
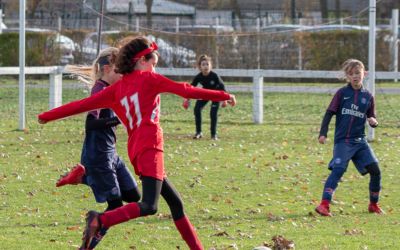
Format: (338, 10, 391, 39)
(81, 211, 102, 249)
(368, 203, 385, 214)
(193, 133, 203, 139)
(87, 227, 108, 249)
(56, 164, 85, 187)
(315, 204, 332, 217)
(211, 135, 219, 140)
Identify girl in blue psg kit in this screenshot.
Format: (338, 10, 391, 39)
(315, 59, 383, 216)
(57, 47, 141, 248)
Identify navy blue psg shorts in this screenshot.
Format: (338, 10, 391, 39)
(84, 154, 138, 203)
(328, 140, 378, 175)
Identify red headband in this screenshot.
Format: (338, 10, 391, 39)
(132, 42, 158, 62)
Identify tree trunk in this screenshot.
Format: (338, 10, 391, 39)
(335, 0, 341, 20)
(27, 0, 42, 19)
(319, 0, 328, 20)
(145, 0, 153, 29)
(230, 0, 244, 31)
(291, 0, 296, 23)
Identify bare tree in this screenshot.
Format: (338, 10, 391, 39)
(27, 0, 43, 18)
(290, 0, 296, 24)
(230, 0, 244, 30)
(1, 0, 47, 27)
(319, 0, 328, 20)
(145, 0, 153, 28)
(335, 0, 340, 20)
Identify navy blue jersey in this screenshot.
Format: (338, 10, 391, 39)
(191, 71, 225, 91)
(327, 84, 376, 144)
(81, 80, 118, 164)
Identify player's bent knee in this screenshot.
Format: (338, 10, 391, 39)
(139, 202, 158, 216)
(146, 206, 158, 215)
(106, 198, 124, 211)
(122, 188, 141, 203)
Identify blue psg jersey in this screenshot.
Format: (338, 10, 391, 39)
(327, 84, 376, 143)
(81, 80, 117, 164)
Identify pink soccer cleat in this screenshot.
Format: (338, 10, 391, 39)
(56, 164, 85, 187)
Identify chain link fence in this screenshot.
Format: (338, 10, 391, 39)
(0, 16, 399, 72)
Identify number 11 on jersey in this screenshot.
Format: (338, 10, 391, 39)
(121, 93, 142, 129)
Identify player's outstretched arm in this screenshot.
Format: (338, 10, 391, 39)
(38, 85, 115, 123)
(154, 73, 231, 102)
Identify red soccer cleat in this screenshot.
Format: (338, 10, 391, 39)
(315, 204, 332, 217)
(56, 164, 85, 187)
(81, 211, 102, 250)
(368, 203, 385, 214)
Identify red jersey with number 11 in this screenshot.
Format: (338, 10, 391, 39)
(39, 71, 230, 166)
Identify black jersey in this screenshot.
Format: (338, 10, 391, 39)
(191, 71, 225, 91)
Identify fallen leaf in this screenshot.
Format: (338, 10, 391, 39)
(212, 231, 229, 237)
(343, 229, 364, 236)
(271, 235, 295, 249)
(67, 225, 80, 231)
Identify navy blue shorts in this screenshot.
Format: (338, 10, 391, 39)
(328, 141, 378, 175)
(84, 154, 138, 203)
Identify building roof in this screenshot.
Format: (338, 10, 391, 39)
(107, 0, 195, 15)
(169, 0, 372, 13)
(169, 0, 321, 11)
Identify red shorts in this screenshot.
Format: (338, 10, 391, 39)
(133, 149, 165, 181)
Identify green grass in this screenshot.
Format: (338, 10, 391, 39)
(0, 84, 399, 250)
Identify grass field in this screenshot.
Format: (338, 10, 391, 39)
(0, 82, 399, 249)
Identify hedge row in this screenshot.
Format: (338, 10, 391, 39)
(295, 30, 392, 70)
(0, 32, 63, 66)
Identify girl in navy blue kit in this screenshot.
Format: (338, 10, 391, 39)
(56, 47, 141, 248)
(315, 59, 383, 216)
(183, 55, 227, 140)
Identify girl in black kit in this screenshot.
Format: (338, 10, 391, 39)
(183, 55, 227, 140)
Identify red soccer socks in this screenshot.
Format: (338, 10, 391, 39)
(174, 216, 203, 250)
(100, 202, 140, 228)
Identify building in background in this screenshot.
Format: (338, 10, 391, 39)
(103, 0, 195, 30)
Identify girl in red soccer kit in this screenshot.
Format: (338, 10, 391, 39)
(38, 36, 236, 249)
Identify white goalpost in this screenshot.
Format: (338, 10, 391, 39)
(18, 0, 26, 130)
(367, 0, 376, 141)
